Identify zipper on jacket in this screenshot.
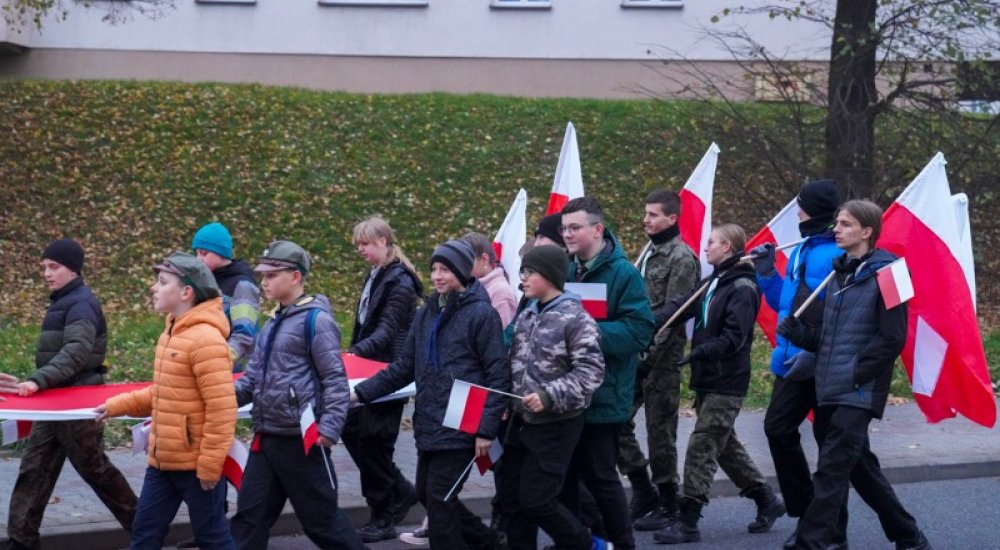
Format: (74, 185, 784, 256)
(151, 319, 177, 461)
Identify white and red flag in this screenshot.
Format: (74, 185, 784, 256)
(442, 380, 490, 435)
(876, 258, 914, 310)
(678, 143, 720, 279)
(493, 188, 528, 299)
(746, 198, 802, 346)
(564, 282, 608, 320)
(1, 419, 32, 446)
(475, 439, 504, 475)
(545, 122, 584, 215)
(223, 438, 249, 490)
(879, 152, 995, 428)
(300, 403, 320, 454)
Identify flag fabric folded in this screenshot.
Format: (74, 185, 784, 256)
(442, 380, 489, 435)
(223, 438, 249, 490)
(546, 122, 585, 215)
(130, 419, 152, 456)
(564, 282, 608, 320)
(300, 403, 320, 454)
(493, 189, 528, 299)
(876, 258, 915, 310)
(1, 419, 32, 446)
(678, 143, 720, 279)
(475, 439, 503, 475)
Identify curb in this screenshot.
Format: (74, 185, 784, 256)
(39, 460, 1000, 549)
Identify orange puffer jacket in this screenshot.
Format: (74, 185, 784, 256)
(106, 298, 237, 482)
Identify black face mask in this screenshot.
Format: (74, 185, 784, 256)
(799, 215, 834, 237)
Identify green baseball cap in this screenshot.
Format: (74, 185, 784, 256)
(255, 240, 312, 275)
(153, 252, 222, 303)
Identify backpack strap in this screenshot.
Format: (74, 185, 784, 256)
(304, 307, 320, 362)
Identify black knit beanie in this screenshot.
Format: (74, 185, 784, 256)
(430, 240, 476, 286)
(522, 244, 568, 291)
(42, 239, 85, 274)
(797, 179, 842, 219)
(534, 214, 566, 249)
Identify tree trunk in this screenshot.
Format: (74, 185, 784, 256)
(825, 0, 879, 199)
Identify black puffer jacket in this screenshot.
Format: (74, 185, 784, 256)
(354, 280, 510, 450)
(31, 277, 107, 390)
(661, 255, 760, 397)
(349, 260, 423, 364)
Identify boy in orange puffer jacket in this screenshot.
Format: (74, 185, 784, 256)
(96, 252, 238, 550)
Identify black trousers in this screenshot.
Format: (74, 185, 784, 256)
(341, 400, 412, 520)
(500, 415, 591, 550)
(416, 448, 496, 550)
(764, 376, 822, 518)
(560, 422, 635, 550)
(796, 406, 921, 550)
(230, 434, 365, 550)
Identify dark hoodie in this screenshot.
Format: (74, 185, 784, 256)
(661, 254, 760, 397)
(354, 280, 510, 451)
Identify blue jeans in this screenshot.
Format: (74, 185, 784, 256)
(130, 467, 234, 550)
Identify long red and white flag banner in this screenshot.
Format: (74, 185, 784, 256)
(0, 355, 412, 421)
(679, 142, 720, 279)
(564, 282, 608, 320)
(546, 122, 585, 215)
(493, 188, 528, 300)
(746, 197, 801, 346)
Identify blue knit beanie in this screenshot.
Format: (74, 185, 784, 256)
(192, 222, 233, 259)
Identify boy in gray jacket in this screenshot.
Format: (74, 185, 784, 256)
(499, 245, 609, 550)
(229, 241, 364, 550)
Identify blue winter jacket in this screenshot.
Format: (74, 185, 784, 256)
(757, 230, 840, 377)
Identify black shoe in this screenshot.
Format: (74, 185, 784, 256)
(783, 529, 799, 550)
(652, 498, 702, 545)
(627, 469, 660, 521)
(896, 532, 931, 550)
(392, 482, 420, 525)
(744, 485, 786, 534)
(175, 537, 199, 549)
(357, 518, 397, 543)
(634, 505, 678, 531)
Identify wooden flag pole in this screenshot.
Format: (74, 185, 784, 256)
(739, 238, 806, 262)
(792, 270, 836, 318)
(654, 279, 712, 340)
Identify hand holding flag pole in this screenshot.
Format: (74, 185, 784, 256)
(739, 238, 806, 262)
(792, 270, 836, 318)
(654, 279, 712, 340)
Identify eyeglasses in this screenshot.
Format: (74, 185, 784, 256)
(558, 223, 597, 235)
(518, 267, 537, 281)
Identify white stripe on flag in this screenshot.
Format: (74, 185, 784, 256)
(442, 380, 472, 431)
(891, 258, 915, 304)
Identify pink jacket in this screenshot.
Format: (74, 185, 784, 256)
(479, 267, 518, 327)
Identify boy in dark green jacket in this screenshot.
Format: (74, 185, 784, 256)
(559, 197, 655, 550)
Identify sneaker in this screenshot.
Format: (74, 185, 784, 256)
(357, 518, 396, 543)
(399, 517, 430, 547)
(591, 535, 614, 550)
(175, 537, 198, 549)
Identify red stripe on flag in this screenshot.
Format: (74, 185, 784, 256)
(546, 193, 569, 216)
(746, 226, 784, 347)
(580, 300, 607, 320)
(302, 422, 319, 455)
(459, 386, 489, 434)
(877, 267, 903, 310)
(344, 355, 389, 380)
(492, 241, 503, 262)
(16, 420, 32, 440)
(223, 453, 245, 490)
(678, 189, 706, 256)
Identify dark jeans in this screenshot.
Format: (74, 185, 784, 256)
(796, 406, 921, 550)
(130, 467, 234, 550)
(764, 376, 821, 518)
(416, 448, 496, 550)
(500, 415, 591, 550)
(341, 400, 412, 521)
(7, 420, 137, 548)
(561, 422, 635, 550)
(230, 434, 365, 550)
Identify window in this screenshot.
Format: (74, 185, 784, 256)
(621, 0, 684, 8)
(490, 0, 552, 10)
(318, 0, 429, 6)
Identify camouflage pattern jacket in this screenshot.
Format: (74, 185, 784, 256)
(508, 293, 606, 424)
(642, 234, 701, 361)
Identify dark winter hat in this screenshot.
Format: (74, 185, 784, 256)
(255, 240, 312, 275)
(192, 222, 234, 260)
(534, 213, 566, 249)
(42, 238, 85, 274)
(153, 252, 222, 303)
(797, 179, 842, 219)
(521, 244, 568, 291)
(430, 240, 476, 286)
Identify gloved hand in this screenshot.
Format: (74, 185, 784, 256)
(674, 346, 709, 367)
(749, 243, 777, 277)
(783, 351, 817, 381)
(777, 316, 808, 347)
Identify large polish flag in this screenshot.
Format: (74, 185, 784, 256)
(442, 380, 489, 435)
(545, 122, 585, 215)
(678, 143, 720, 279)
(879, 152, 996, 428)
(746, 198, 802, 346)
(223, 438, 250, 490)
(1, 419, 32, 446)
(493, 189, 528, 300)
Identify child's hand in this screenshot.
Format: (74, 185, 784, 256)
(522, 392, 545, 413)
(94, 404, 110, 423)
(475, 437, 492, 458)
(318, 435, 335, 448)
(349, 392, 359, 403)
(200, 478, 219, 491)
(17, 381, 38, 397)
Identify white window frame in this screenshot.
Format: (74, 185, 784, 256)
(490, 0, 552, 10)
(318, 0, 429, 6)
(620, 0, 684, 9)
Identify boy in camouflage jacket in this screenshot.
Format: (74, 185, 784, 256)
(499, 244, 610, 550)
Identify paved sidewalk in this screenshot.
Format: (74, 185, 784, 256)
(2, 401, 997, 549)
